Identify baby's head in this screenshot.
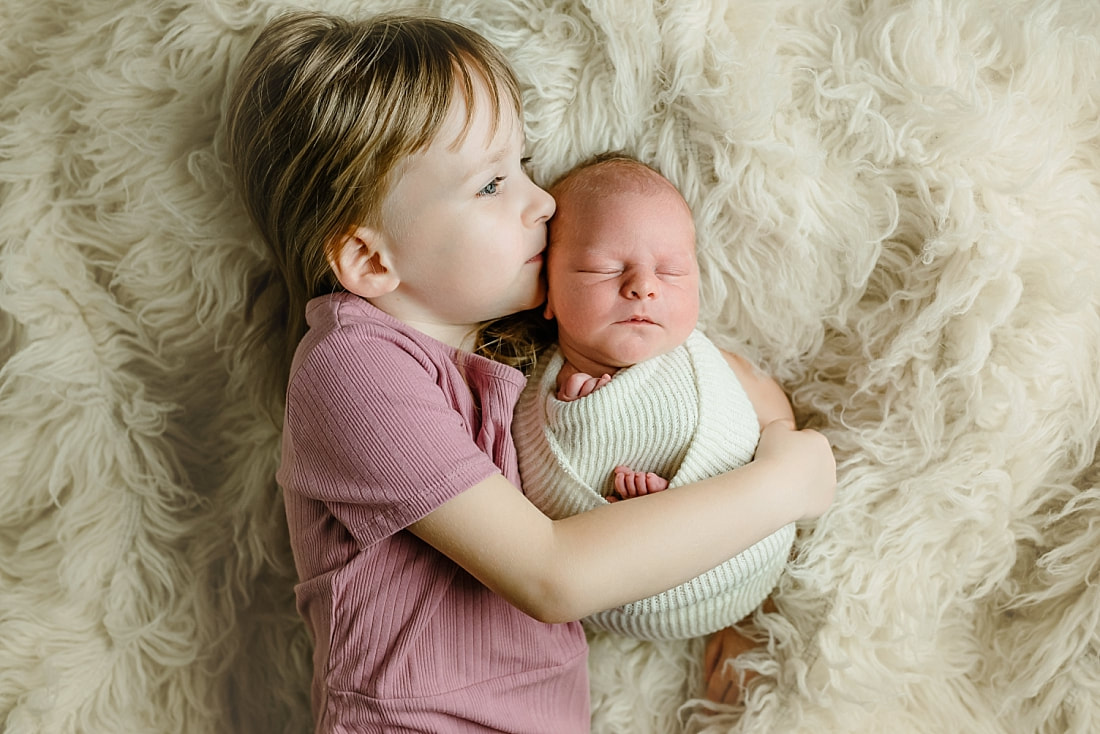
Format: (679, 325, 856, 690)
(225, 11, 525, 346)
(544, 156, 700, 377)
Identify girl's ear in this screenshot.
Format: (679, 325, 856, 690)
(329, 226, 399, 299)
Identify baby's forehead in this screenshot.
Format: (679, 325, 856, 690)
(549, 160, 695, 253)
(555, 161, 681, 202)
(558, 167, 690, 230)
(552, 201, 696, 263)
(557, 183, 694, 236)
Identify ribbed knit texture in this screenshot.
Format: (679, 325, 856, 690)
(280, 294, 589, 732)
(515, 330, 796, 640)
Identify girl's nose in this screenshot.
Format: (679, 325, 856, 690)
(528, 179, 556, 225)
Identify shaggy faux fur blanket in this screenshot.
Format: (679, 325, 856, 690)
(2, 1, 1098, 733)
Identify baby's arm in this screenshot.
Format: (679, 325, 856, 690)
(409, 420, 834, 624)
(720, 350, 796, 429)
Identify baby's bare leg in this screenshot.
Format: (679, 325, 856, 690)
(609, 466, 670, 501)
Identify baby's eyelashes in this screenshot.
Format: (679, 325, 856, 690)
(575, 267, 686, 281)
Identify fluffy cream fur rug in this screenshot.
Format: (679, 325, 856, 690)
(2, 0, 1098, 732)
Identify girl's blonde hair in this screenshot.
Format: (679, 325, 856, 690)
(225, 10, 524, 366)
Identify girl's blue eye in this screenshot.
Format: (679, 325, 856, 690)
(479, 177, 504, 197)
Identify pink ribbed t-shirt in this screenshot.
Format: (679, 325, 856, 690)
(278, 293, 590, 733)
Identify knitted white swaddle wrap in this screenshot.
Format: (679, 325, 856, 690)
(514, 330, 796, 640)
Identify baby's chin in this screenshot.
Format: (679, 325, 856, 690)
(600, 343, 675, 371)
(560, 333, 674, 376)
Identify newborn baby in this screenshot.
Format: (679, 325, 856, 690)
(513, 154, 796, 640)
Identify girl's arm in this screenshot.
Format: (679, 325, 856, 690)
(409, 421, 834, 623)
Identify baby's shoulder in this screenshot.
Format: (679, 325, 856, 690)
(682, 330, 743, 375)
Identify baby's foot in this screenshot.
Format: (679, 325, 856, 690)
(608, 466, 670, 501)
(703, 598, 777, 704)
(557, 371, 612, 401)
(704, 625, 760, 704)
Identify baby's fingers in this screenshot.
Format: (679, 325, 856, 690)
(611, 466, 642, 498)
(612, 466, 630, 497)
(645, 472, 669, 493)
(577, 374, 611, 398)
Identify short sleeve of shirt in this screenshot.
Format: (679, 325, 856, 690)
(278, 324, 502, 547)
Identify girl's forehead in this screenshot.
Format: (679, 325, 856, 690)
(391, 77, 521, 193)
(440, 69, 521, 154)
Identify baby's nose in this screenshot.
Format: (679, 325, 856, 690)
(623, 271, 657, 299)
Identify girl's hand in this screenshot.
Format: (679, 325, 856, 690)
(754, 419, 836, 520)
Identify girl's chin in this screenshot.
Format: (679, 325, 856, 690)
(523, 288, 547, 312)
(518, 297, 543, 315)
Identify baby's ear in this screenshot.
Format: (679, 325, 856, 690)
(329, 226, 399, 299)
(542, 288, 556, 320)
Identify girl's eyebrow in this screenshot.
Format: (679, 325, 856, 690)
(467, 146, 508, 178)
(466, 130, 525, 179)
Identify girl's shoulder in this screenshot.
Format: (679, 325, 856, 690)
(306, 292, 445, 353)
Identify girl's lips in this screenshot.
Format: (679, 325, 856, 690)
(526, 251, 544, 264)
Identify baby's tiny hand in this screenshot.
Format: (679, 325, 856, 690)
(557, 372, 612, 401)
(608, 466, 670, 501)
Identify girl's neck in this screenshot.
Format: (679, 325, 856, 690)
(407, 318, 478, 352)
(366, 297, 478, 352)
